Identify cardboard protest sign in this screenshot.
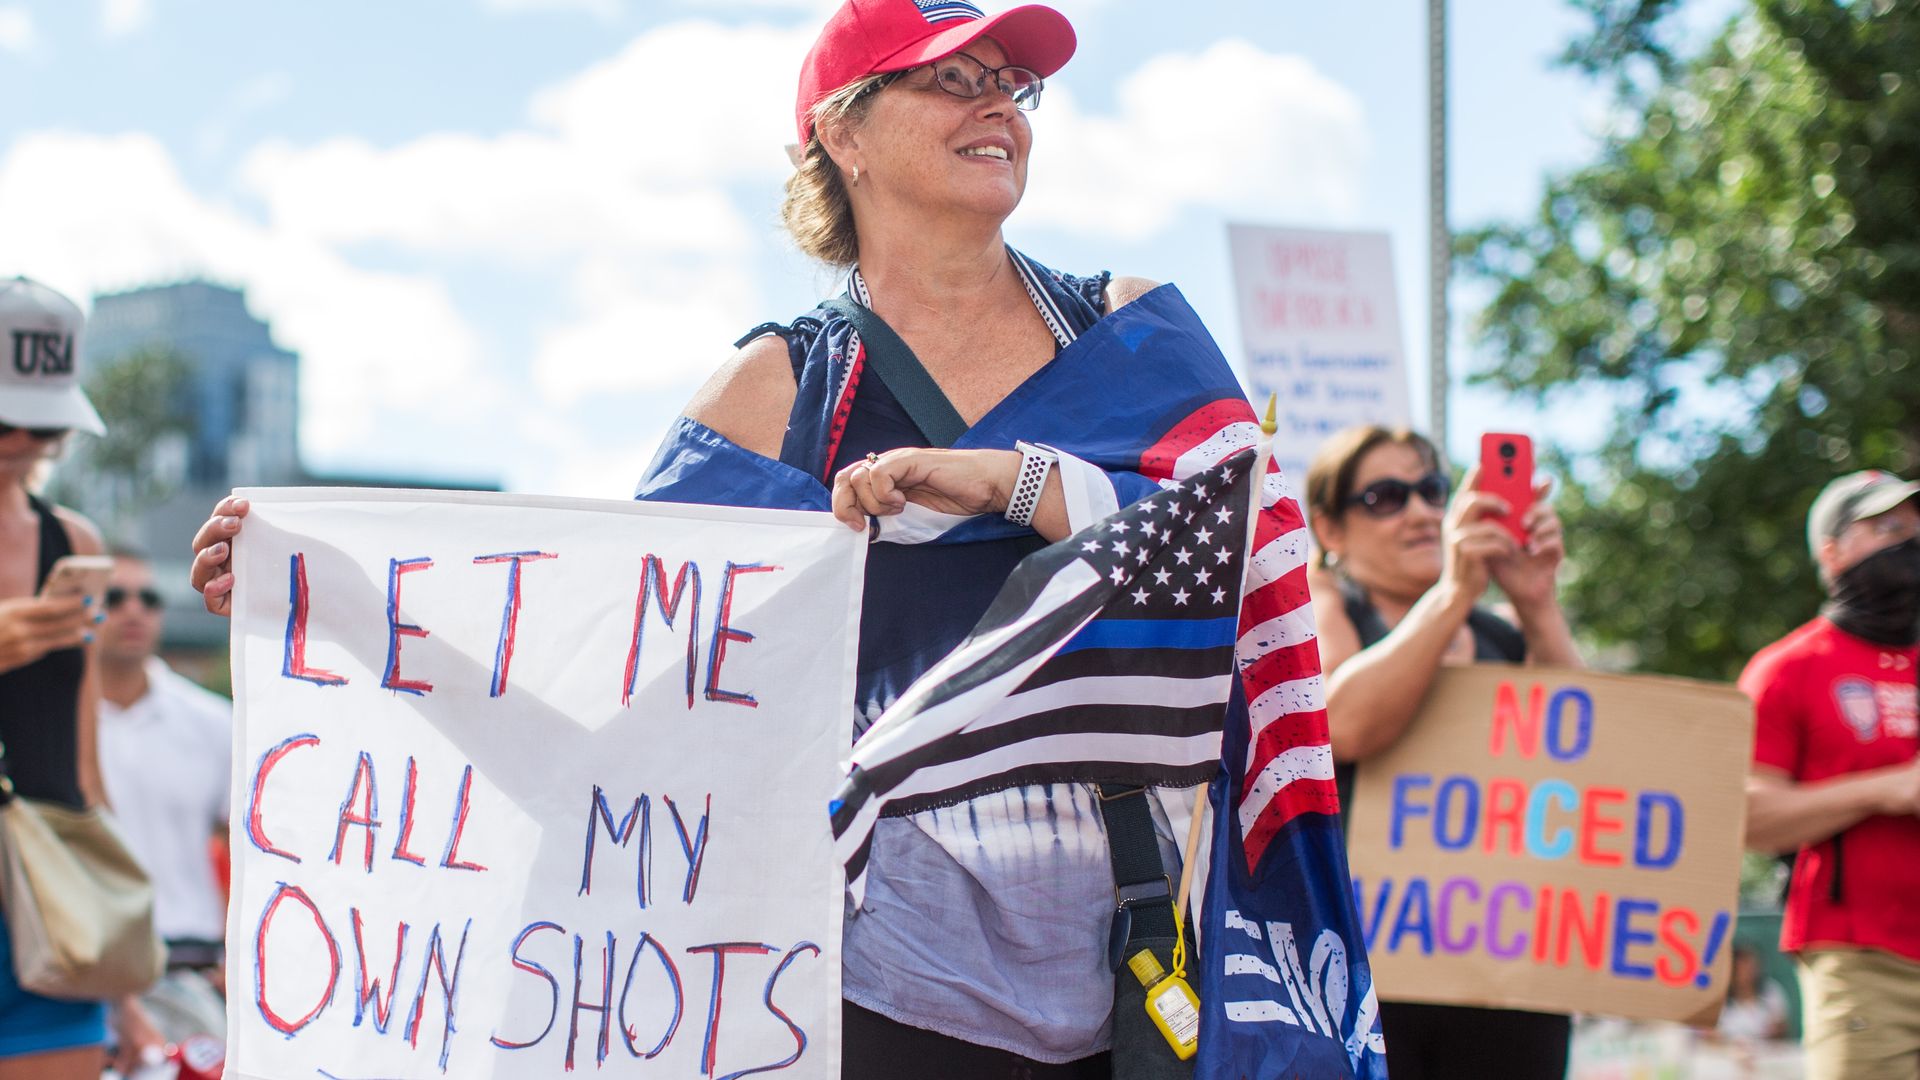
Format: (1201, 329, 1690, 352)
(225, 488, 863, 1080)
(1344, 664, 1752, 1025)
(1226, 223, 1411, 497)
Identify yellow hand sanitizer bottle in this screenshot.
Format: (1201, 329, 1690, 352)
(1126, 948, 1200, 1060)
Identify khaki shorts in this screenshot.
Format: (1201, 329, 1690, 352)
(1798, 947, 1920, 1080)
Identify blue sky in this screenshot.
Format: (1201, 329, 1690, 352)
(0, 0, 1738, 495)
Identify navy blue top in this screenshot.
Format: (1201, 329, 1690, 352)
(827, 372, 1049, 735)
(0, 496, 87, 807)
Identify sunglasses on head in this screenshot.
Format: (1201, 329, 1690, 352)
(105, 586, 163, 612)
(0, 421, 68, 440)
(1346, 473, 1451, 517)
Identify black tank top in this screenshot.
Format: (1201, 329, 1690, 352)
(0, 495, 87, 807)
(1333, 578, 1526, 816)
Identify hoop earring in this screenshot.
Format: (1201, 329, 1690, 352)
(850, 165, 860, 186)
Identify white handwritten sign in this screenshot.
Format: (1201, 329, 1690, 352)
(1226, 223, 1412, 496)
(224, 488, 863, 1080)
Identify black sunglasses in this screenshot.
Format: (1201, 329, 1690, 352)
(0, 421, 68, 440)
(105, 586, 164, 612)
(1345, 473, 1451, 517)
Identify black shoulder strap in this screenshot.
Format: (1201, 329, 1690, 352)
(1467, 608, 1528, 663)
(1339, 577, 1392, 649)
(821, 298, 968, 449)
(1096, 784, 1181, 966)
(26, 493, 66, 586)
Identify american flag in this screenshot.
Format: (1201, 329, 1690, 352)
(913, 0, 986, 24)
(829, 447, 1258, 895)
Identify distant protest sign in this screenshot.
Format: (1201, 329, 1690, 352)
(225, 488, 863, 1080)
(1344, 665, 1752, 1025)
(1226, 223, 1411, 496)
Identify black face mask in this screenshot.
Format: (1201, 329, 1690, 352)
(1825, 536, 1920, 646)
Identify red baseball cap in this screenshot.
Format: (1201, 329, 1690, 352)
(795, 0, 1076, 144)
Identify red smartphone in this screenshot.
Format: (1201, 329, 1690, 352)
(1476, 433, 1535, 545)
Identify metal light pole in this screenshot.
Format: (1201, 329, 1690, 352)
(1428, 0, 1449, 448)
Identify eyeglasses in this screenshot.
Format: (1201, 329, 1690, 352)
(1345, 473, 1452, 517)
(884, 52, 1044, 111)
(104, 586, 163, 612)
(0, 422, 68, 440)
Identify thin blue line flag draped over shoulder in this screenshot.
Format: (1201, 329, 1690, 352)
(635, 282, 1388, 1078)
(829, 448, 1258, 892)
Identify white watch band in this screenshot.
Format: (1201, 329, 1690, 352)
(1005, 440, 1058, 527)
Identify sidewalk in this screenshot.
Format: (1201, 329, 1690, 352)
(1571, 1017, 1804, 1080)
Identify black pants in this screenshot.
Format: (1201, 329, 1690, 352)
(1380, 1001, 1570, 1080)
(842, 1002, 1112, 1080)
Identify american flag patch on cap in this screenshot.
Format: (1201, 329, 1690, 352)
(915, 0, 984, 23)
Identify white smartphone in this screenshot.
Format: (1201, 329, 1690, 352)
(39, 555, 113, 602)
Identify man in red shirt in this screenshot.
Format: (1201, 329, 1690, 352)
(1741, 469, 1920, 1080)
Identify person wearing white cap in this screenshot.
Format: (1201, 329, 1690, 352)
(1741, 469, 1920, 1080)
(0, 275, 114, 1076)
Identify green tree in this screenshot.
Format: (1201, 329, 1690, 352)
(47, 346, 195, 532)
(1459, 0, 1919, 680)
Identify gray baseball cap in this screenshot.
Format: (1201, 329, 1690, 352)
(1807, 469, 1920, 556)
(0, 277, 104, 436)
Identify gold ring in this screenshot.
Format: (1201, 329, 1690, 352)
(866, 452, 880, 467)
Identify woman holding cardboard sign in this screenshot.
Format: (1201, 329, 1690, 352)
(1304, 424, 1580, 1080)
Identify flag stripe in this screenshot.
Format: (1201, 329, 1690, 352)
(1059, 616, 1238, 653)
(1240, 778, 1344, 873)
(1235, 603, 1316, 658)
(1139, 400, 1255, 481)
(982, 674, 1234, 737)
(878, 730, 1224, 808)
(1173, 420, 1259, 481)
(1247, 522, 1310, 589)
(1022, 642, 1234, 689)
(1246, 702, 1333, 794)
(1237, 637, 1323, 711)
(1235, 742, 1338, 838)
(861, 691, 1231, 800)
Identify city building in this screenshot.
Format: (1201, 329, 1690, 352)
(73, 280, 498, 657)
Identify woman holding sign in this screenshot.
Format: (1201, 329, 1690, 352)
(1304, 424, 1580, 1080)
(191, 0, 1335, 1074)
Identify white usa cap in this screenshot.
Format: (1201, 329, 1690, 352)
(0, 277, 105, 436)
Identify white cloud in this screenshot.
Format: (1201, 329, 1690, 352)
(0, 132, 484, 454)
(516, 410, 671, 499)
(530, 258, 758, 406)
(0, 6, 34, 53)
(1015, 40, 1368, 240)
(525, 20, 811, 184)
(237, 21, 809, 261)
(242, 133, 753, 260)
(484, 0, 620, 18)
(231, 19, 810, 407)
(100, 0, 150, 37)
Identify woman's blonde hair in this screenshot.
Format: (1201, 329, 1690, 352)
(1303, 424, 1443, 570)
(781, 72, 895, 267)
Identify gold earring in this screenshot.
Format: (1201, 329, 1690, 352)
(850, 165, 860, 185)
